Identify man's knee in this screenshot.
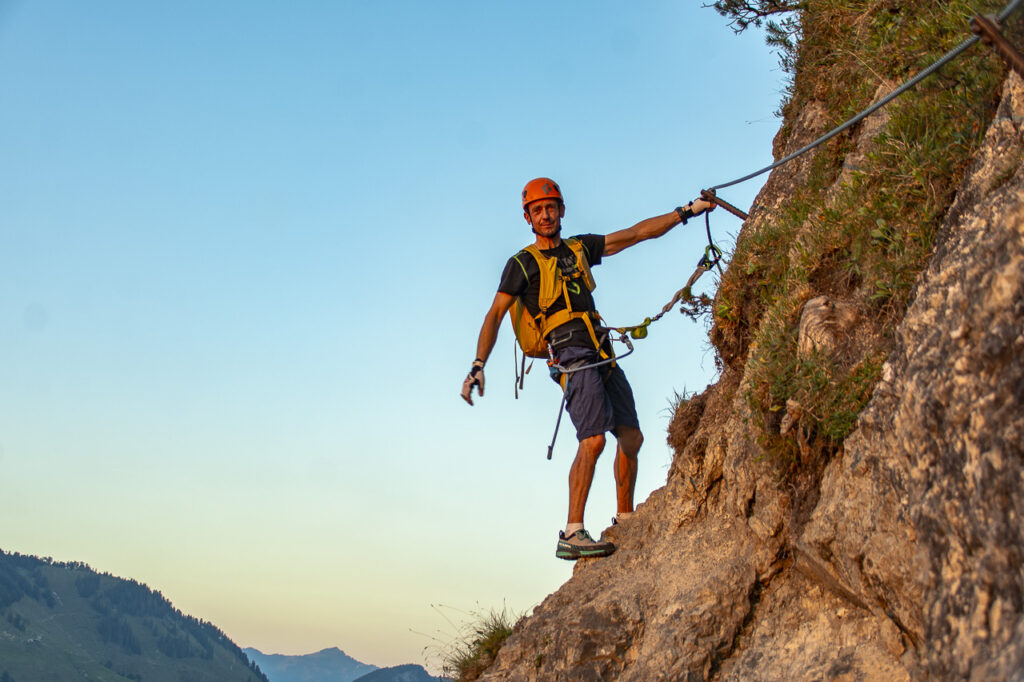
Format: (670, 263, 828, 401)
(579, 433, 606, 459)
(617, 426, 643, 457)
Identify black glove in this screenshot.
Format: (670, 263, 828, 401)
(460, 360, 485, 405)
(675, 204, 695, 224)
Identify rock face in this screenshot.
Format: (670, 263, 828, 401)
(799, 71, 1024, 680)
(477, 68, 1024, 682)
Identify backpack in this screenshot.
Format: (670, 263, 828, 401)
(508, 238, 599, 358)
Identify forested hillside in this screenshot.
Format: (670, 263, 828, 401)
(0, 550, 267, 682)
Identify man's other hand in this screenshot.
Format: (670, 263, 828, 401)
(461, 360, 485, 405)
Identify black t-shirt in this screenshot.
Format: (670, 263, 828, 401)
(498, 234, 605, 348)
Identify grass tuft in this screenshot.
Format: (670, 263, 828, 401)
(439, 606, 523, 681)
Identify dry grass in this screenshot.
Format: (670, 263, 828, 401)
(438, 606, 523, 681)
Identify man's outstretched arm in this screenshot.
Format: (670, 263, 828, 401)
(461, 291, 515, 405)
(603, 198, 714, 257)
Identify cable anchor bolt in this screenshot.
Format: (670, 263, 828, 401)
(970, 13, 1024, 78)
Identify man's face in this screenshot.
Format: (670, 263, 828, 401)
(525, 199, 564, 237)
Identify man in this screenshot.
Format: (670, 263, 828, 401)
(461, 177, 714, 560)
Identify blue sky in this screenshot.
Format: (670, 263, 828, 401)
(0, 0, 783, 670)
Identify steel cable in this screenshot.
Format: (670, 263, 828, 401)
(708, 0, 1024, 192)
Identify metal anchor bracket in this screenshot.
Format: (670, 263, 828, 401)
(971, 13, 1024, 78)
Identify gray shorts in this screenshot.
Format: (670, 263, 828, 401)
(551, 346, 640, 441)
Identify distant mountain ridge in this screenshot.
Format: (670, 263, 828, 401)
(243, 647, 442, 682)
(353, 663, 441, 682)
(0, 549, 267, 681)
(243, 646, 376, 682)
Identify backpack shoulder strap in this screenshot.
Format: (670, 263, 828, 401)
(521, 243, 543, 261)
(520, 243, 561, 313)
(563, 238, 596, 292)
(511, 249, 533, 285)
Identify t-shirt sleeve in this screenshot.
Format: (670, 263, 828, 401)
(577, 234, 605, 267)
(497, 254, 529, 296)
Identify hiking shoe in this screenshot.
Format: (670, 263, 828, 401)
(602, 515, 628, 543)
(556, 529, 616, 560)
(611, 512, 633, 526)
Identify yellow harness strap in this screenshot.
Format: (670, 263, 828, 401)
(521, 240, 614, 387)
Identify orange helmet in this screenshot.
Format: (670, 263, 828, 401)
(521, 177, 563, 210)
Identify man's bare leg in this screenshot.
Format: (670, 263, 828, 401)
(614, 426, 643, 514)
(558, 432, 617, 560)
(568, 434, 606, 524)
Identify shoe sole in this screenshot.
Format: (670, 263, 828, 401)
(556, 546, 615, 560)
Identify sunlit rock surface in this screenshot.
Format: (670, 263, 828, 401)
(478, 72, 1024, 682)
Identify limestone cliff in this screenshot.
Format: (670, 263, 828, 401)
(477, 3, 1024, 680)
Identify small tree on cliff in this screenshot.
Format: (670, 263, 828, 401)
(709, 0, 802, 72)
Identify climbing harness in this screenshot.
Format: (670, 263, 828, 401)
(544, 333, 636, 460)
(708, 0, 1024, 193)
(511, 236, 614, 399)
